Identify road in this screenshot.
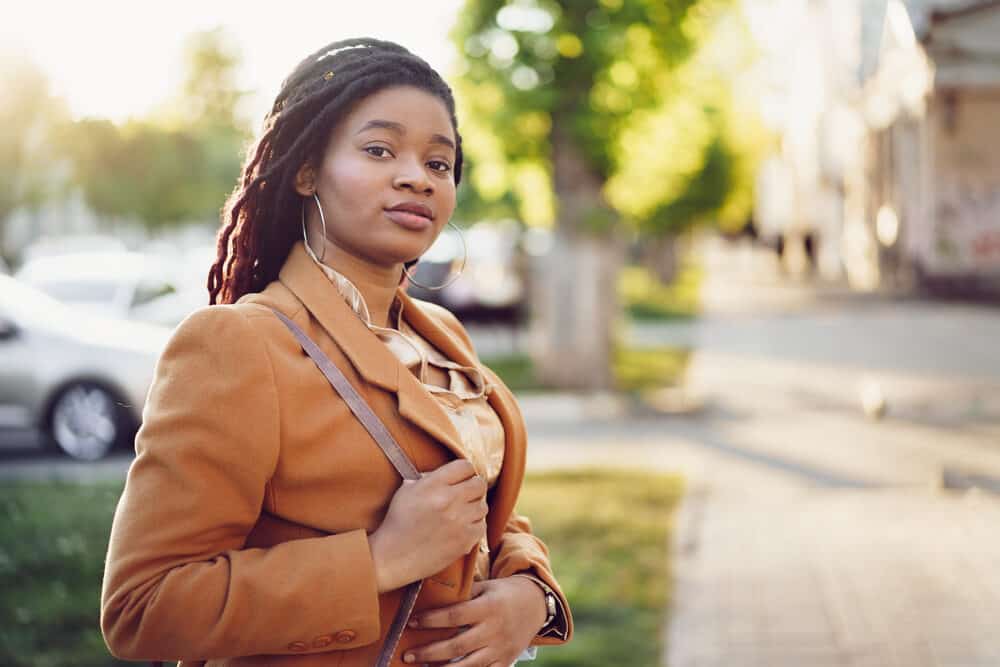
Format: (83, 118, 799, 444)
(524, 236, 1000, 485)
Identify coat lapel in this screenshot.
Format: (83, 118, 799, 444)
(396, 290, 479, 369)
(394, 289, 486, 457)
(479, 371, 527, 550)
(278, 242, 467, 462)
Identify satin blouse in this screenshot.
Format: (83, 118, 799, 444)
(303, 244, 505, 489)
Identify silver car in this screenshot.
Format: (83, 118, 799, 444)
(0, 275, 170, 460)
(16, 251, 178, 321)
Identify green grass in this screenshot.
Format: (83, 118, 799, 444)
(0, 481, 129, 667)
(483, 354, 539, 393)
(518, 469, 684, 667)
(0, 470, 683, 667)
(620, 263, 702, 321)
(614, 346, 692, 393)
(484, 346, 691, 394)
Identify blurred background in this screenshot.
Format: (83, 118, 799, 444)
(1, 0, 999, 665)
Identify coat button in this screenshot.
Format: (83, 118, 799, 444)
(312, 634, 333, 648)
(335, 630, 357, 644)
(287, 641, 308, 652)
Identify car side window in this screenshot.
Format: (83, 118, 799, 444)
(131, 281, 176, 309)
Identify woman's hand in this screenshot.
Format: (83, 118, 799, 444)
(369, 459, 488, 592)
(401, 577, 548, 666)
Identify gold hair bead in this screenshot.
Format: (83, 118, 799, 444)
(323, 71, 334, 81)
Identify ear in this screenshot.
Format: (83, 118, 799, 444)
(294, 161, 316, 197)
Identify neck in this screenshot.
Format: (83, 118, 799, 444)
(312, 240, 403, 329)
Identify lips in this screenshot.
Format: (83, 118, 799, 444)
(386, 202, 433, 220)
(384, 202, 434, 231)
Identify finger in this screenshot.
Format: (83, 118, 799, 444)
(432, 459, 478, 484)
(402, 625, 488, 665)
(441, 646, 502, 667)
(470, 580, 487, 598)
(454, 473, 488, 502)
(467, 519, 487, 550)
(459, 506, 487, 532)
(409, 595, 488, 630)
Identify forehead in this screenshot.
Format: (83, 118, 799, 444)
(338, 85, 455, 143)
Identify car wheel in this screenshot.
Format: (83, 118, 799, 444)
(48, 383, 126, 461)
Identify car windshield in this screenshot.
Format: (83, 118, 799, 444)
(34, 281, 121, 304)
(0, 276, 77, 328)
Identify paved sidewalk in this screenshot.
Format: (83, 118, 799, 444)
(667, 486, 1000, 667)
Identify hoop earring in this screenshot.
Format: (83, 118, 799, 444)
(403, 221, 467, 291)
(300, 192, 327, 263)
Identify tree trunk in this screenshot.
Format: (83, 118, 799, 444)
(641, 234, 679, 284)
(529, 233, 622, 390)
(529, 124, 623, 391)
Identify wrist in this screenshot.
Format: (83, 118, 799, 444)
(369, 529, 406, 593)
(509, 575, 551, 633)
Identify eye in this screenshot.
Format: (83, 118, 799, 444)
(428, 160, 452, 173)
(365, 146, 392, 158)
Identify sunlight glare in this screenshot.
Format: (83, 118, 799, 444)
(1, 0, 464, 124)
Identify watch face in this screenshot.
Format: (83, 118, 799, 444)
(544, 592, 557, 621)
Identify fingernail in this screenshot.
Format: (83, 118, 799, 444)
(408, 619, 419, 628)
(403, 653, 415, 663)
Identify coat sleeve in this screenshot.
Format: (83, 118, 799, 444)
(426, 302, 573, 644)
(100, 306, 381, 661)
(489, 512, 572, 644)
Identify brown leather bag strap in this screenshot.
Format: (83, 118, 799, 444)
(271, 309, 421, 667)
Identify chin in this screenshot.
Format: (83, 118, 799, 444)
(359, 226, 438, 267)
(386, 239, 437, 264)
(370, 247, 429, 269)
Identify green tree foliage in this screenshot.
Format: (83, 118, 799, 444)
(61, 120, 219, 229)
(453, 0, 719, 229)
(61, 28, 249, 231)
(178, 28, 247, 130)
(605, 9, 769, 234)
(0, 53, 68, 256)
(453, 0, 765, 236)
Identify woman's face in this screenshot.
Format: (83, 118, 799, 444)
(296, 85, 458, 269)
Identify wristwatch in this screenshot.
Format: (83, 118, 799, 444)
(512, 574, 558, 633)
(540, 587, 558, 631)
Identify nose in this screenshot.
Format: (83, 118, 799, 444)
(392, 157, 433, 195)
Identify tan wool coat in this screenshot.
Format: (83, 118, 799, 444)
(100, 242, 572, 666)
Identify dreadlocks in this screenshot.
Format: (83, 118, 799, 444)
(208, 38, 464, 305)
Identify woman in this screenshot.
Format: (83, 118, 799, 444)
(100, 38, 571, 667)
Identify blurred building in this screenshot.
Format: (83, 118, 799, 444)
(865, 0, 1000, 295)
(750, 0, 1000, 296)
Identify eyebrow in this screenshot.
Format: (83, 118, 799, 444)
(356, 119, 456, 151)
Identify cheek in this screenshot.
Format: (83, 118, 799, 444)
(324, 157, 378, 208)
(438, 182, 458, 219)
